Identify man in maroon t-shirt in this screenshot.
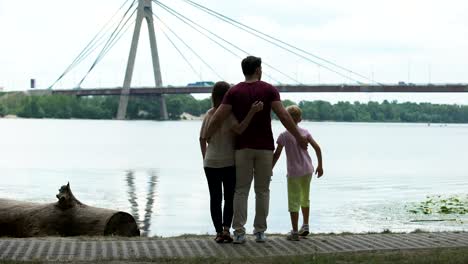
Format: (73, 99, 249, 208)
(206, 56, 307, 244)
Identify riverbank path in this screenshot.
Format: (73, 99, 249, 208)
(0, 232, 467, 261)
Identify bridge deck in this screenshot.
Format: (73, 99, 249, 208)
(25, 84, 468, 96)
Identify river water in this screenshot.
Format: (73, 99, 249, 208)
(0, 119, 467, 237)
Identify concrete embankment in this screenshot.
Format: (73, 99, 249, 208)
(0, 232, 467, 261)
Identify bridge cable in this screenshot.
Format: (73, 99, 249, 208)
(96, 19, 137, 72)
(153, 0, 282, 84)
(154, 0, 296, 84)
(159, 24, 204, 81)
(93, 13, 137, 69)
(66, 17, 136, 87)
(49, 0, 136, 89)
(153, 1, 243, 58)
(153, 0, 292, 84)
(77, 3, 137, 87)
(181, 0, 378, 85)
(69, 9, 137, 82)
(50, 0, 135, 89)
(152, 12, 224, 81)
(178, 0, 376, 85)
(77, 4, 138, 88)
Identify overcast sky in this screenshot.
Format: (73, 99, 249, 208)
(1, 0, 467, 104)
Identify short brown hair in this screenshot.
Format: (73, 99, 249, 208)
(286, 105, 302, 123)
(241, 56, 262, 76)
(211, 81, 230, 108)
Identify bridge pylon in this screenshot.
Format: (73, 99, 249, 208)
(117, 0, 168, 120)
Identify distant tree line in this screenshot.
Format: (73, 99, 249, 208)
(0, 92, 467, 123)
(0, 93, 211, 120)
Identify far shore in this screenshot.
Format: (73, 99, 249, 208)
(0, 114, 18, 119)
(0, 114, 465, 125)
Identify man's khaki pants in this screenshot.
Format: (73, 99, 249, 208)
(232, 148, 273, 234)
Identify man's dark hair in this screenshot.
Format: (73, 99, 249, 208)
(211, 81, 230, 108)
(241, 56, 262, 76)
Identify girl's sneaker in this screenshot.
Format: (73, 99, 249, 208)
(215, 232, 224, 243)
(287, 230, 300, 241)
(298, 224, 309, 237)
(222, 230, 233, 243)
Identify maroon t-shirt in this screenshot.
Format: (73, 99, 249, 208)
(221, 80, 280, 150)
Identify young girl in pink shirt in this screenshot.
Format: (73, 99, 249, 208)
(272, 105, 324, 241)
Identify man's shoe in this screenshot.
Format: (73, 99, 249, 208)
(287, 230, 300, 241)
(233, 232, 246, 244)
(298, 224, 309, 237)
(254, 232, 266, 243)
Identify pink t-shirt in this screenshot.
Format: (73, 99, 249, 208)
(277, 127, 314, 178)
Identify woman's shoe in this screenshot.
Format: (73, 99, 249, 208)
(222, 230, 233, 243)
(215, 232, 224, 243)
(223, 230, 233, 243)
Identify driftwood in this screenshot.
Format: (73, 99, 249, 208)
(0, 183, 140, 237)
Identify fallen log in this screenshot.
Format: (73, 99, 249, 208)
(0, 183, 140, 237)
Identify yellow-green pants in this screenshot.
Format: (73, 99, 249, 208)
(287, 174, 312, 212)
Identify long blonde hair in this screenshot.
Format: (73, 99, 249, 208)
(286, 105, 302, 123)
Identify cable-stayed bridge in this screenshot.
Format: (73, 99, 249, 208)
(41, 0, 468, 120)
